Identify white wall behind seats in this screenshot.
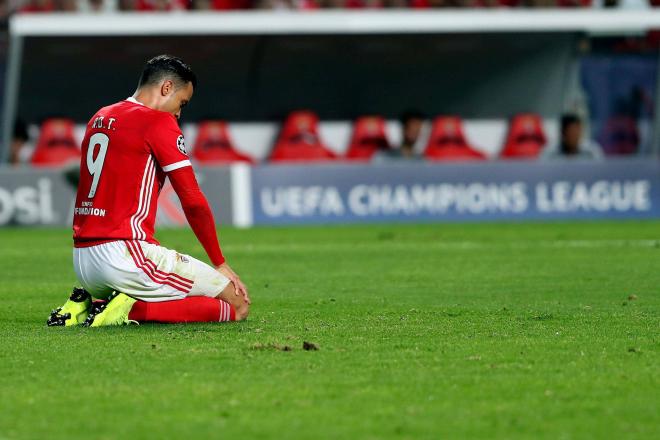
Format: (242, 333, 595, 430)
(184, 119, 559, 161)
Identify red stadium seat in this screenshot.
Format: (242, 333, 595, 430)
(269, 110, 337, 163)
(345, 116, 391, 161)
(19, 0, 55, 12)
(211, 0, 252, 9)
(424, 116, 486, 161)
(192, 121, 254, 165)
(31, 118, 80, 167)
(499, 113, 547, 159)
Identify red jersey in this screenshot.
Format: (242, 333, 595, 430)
(73, 98, 191, 247)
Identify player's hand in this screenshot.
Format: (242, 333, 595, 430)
(217, 263, 250, 304)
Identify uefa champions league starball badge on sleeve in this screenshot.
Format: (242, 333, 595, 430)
(177, 135, 187, 156)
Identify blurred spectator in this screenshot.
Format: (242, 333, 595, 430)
(373, 110, 424, 161)
(398, 110, 424, 157)
(254, 0, 296, 8)
(77, 0, 118, 12)
(541, 113, 603, 160)
(118, 0, 136, 9)
(316, 0, 344, 7)
(54, 0, 78, 9)
(599, 0, 650, 8)
(556, 0, 591, 6)
(9, 120, 34, 167)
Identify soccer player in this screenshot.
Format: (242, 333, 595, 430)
(47, 55, 250, 327)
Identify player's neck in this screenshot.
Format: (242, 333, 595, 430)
(132, 89, 162, 111)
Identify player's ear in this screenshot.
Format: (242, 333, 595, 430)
(161, 79, 174, 97)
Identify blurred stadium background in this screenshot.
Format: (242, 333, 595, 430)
(1, 3, 660, 228)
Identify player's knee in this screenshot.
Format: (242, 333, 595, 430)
(217, 283, 249, 320)
(234, 303, 249, 321)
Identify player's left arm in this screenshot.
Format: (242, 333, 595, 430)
(146, 115, 250, 303)
(168, 166, 224, 267)
(168, 167, 250, 303)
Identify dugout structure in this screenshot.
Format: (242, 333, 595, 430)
(4, 10, 660, 161)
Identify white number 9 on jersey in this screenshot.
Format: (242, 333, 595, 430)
(86, 133, 109, 198)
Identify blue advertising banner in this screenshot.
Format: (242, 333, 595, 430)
(250, 160, 660, 225)
(580, 55, 657, 155)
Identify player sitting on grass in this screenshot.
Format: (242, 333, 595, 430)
(47, 55, 250, 327)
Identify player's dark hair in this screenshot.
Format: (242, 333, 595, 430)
(560, 113, 581, 133)
(137, 55, 197, 90)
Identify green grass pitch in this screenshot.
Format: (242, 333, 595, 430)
(0, 222, 659, 439)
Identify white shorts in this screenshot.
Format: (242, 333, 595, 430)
(73, 240, 230, 302)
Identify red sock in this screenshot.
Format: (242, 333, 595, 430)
(128, 296, 235, 323)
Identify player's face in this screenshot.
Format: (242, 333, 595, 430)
(162, 81, 194, 120)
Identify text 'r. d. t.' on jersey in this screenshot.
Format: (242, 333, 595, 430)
(73, 98, 191, 248)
